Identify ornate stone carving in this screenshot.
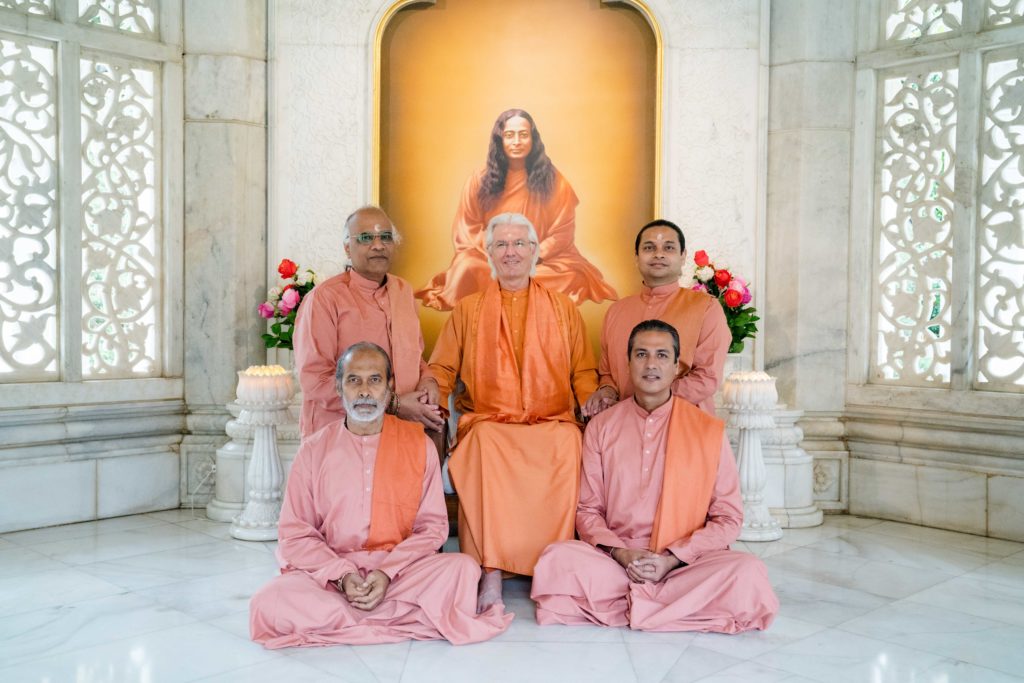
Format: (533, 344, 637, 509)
(0, 36, 58, 379)
(884, 0, 963, 43)
(874, 62, 958, 385)
(79, 0, 158, 38)
(813, 461, 836, 495)
(977, 47, 1024, 391)
(80, 54, 160, 377)
(0, 0, 50, 14)
(985, 0, 1024, 28)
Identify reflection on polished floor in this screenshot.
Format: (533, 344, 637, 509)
(0, 512, 1022, 682)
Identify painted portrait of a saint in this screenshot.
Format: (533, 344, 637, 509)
(415, 109, 619, 311)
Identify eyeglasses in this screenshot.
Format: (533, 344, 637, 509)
(490, 239, 535, 252)
(353, 231, 395, 245)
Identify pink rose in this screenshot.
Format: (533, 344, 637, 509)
(691, 283, 707, 292)
(257, 302, 275, 319)
(278, 287, 300, 313)
(741, 286, 752, 304)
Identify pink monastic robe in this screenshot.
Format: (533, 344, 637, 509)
(294, 269, 431, 437)
(249, 420, 511, 647)
(599, 283, 730, 414)
(530, 397, 778, 633)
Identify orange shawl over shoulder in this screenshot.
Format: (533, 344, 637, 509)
(459, 279, 576, 433)
(649, 397, 724, 553)
(364, 415, 426, 551)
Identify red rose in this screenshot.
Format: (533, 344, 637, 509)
(694, 250, 710, 267)
(723, 289, 743, 307)
(278, 258, 298, 279)
(714, 269, 731, 287)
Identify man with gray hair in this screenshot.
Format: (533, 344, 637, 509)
(294, 205, 443, 437)
(429, 212, 599, 613)
(250, 342, 511, 647)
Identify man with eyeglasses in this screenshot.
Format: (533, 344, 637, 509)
(294, 205, 444, 437)
(429, 212, 598, 613)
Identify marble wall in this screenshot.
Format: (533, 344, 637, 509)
(180, 0, 270, 507)
(270, 0, 770, 319)
(764, 0, 855, 511)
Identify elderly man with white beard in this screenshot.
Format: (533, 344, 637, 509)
(249, 342, 511, 647)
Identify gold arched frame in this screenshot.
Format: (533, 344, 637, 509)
(369, 0, 663, 211)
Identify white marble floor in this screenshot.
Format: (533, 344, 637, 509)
(1, 513, 1022, 683)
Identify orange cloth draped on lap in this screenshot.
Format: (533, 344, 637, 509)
(415, 168, 617, 311)
(649, 398, 724, 554)
(429, 279, 597, 576)
(365, 415, 427, 551)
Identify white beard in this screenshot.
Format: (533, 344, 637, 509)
(342, 393, 388, 424)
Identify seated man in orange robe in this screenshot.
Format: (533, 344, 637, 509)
(428, 212, 598, 612)
(250, 343, 511, 647)
(584, 220, 730, 417)
(294, 205, 443, 437)
(533, 320, 778, 633)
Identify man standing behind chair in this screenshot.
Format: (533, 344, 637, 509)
(532, 320, 778, 633)
(294, 206, 443, 437)
(428, 212, 598, 613)
(584, 219, 730, 417)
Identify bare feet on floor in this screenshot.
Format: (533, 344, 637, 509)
(477, 568, 503, 614)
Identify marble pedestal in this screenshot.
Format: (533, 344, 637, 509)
(206, 400, 300, 522)
(755, 408, 823, 528)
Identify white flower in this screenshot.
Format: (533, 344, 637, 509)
(295, 270, 310, 286)
(267, 286, 282, 302)
(696, 266, 715, 283)
(310, 271, 320, 285)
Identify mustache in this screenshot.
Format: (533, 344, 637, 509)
(352, 398, 378, 408)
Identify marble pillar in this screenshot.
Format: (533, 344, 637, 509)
(180, 0, 269, 508)
(764, 0, 856, 511)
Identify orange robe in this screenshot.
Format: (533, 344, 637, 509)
(416, 167, 617, 311)
(249, 417, 511, 647)
(599, 283, 730, 414)
(293, 269, 430, 437)
(428, 279, 598, 575)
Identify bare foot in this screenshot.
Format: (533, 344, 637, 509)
(477, 568, 503, 614)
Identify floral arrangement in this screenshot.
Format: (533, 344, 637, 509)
(691, 250, 759, 354)
(258, 258, 319, 349)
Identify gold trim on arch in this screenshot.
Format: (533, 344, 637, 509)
(371, 0, 663, 213)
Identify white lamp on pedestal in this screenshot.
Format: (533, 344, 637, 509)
(722, 371, 783, 542)
(231, 365, 294, 541)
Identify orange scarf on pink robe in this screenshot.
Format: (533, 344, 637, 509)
(364, 415, 426, 551)
(462, 280, 576, 432)
(382, 276, 424, 395)
(649, 397, 724, 553)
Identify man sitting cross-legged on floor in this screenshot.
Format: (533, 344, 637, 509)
(250, 342, 511, 648)
(531, 320, 779, 633)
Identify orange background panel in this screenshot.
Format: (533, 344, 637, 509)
(379, 0, 657, 356)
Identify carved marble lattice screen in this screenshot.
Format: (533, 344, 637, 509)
(874, 62, 958, 385)
(977, 46, 1024, 390)
(869, 1, 1024, 393)
(0, 0, 168, 383)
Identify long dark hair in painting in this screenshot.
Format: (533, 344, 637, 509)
(478, 108, 555, 208)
